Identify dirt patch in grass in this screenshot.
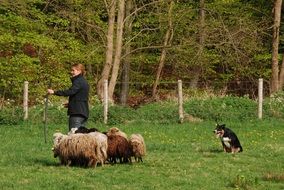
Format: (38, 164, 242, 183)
(262, 172, 284, 183)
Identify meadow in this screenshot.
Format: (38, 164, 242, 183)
(0, 119, 283, 190)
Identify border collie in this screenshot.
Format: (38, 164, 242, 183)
(213, 124, 243, 153)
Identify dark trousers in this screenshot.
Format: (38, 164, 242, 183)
(68, 115, 87, 131)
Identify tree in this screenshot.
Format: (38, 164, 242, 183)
(120, 0, 133, 105)
(189, 0, 205, 88)
(152, 0, 174, 98)
(271, 0, 283, 93)
(96, 0, 116, 101)
(108, 0, 126, 103)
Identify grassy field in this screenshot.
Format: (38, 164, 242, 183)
(0, 120, 283, 190)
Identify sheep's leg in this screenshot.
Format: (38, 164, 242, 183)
(119, 157, 123, 163)
(100, 158, 104, 167)
(67, 160, 72, 166)
(88, 158, 97, 168)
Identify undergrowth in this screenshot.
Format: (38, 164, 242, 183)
(1, 94, 284, 125)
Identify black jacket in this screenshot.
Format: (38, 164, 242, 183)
(54, 74, 89, 119)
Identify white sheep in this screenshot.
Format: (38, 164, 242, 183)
(88, 132, 108, 166)
(52, 133, 99, 167)
(53, 132, 68, 146)
(129, 134, 146, 162)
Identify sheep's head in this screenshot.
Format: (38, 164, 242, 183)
(109, 127, 120, 133)
(107, 127, 120, 136)
(130, 141, 141, 153)
(51, 147, 59, 158)
(53, 132, 65, 146)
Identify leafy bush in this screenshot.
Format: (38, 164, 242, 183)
(184, 96, 258, 122)
(263, 91, 284, 118)
(89, 105, 138, 125)
(136, 102, 179, 124)
(2, 94, 284, 126)
(0, 107, 23, 125)
(89, 102, 179, 125)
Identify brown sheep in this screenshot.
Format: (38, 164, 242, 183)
(129, 134, 146, 162)
(106, 127, 128, 139)
(107, 135, 132, 164)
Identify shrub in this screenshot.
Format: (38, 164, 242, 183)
(263, 91, 284, 119)
(3, 94, 284, 126)
(89, 105, 138, 125)
(136, 102, 179, 124)
(0, 107, 23, 125)
(184, 96, 258, 122)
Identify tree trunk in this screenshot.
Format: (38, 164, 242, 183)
(278, 53, 284, 89)
(152, 0, 174, 98)
(190, 0, 205, 88)
(97, 0, 116, 100)
(120, 0, 133, 106)
(108, 0, 125, 103)
(85, 9, 93, 78)
(271, 0, 282, 93)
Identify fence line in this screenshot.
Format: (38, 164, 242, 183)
(21, 79, 265, 123)
(178, 80, 184, 123)
(116, 79, 271, 99)
(258, 78, 263, 119)
(23, 81, 28, 120)
(103, 79, 108, 124)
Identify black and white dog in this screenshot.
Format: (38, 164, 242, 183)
(213, 124, 243, 153)
(68, 126, 99, 135)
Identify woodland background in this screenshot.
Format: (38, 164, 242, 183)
(0, 0, 283, 107)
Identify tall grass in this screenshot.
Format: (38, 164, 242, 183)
(3, 95, 284, 126)
(0, 120, 283, 190)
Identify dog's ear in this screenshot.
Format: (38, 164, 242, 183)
(220, 124, 226, 129)
(216, 123, 223, 127)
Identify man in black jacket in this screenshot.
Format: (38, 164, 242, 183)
(47, 63, 89, 131)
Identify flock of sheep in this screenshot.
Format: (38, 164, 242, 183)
(52, 127, 146, 167)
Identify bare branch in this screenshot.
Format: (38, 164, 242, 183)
(123, 27, 160, 47)
(123, 0, 169, 25)
(121, 45, 171, 59)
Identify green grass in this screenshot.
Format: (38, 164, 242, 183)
(0, 120, 283, 190)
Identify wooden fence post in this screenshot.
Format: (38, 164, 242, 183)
(258, 78, 263, 119)
(23, 81, 29, 120)
(103, 80, 108, 124)
(178, 80, 184, 123)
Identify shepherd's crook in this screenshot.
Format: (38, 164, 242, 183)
(44, 80, 52, 143)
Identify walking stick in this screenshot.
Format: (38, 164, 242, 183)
(44, 80, 52, 143)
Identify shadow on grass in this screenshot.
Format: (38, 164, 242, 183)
(208, 148, 224, 153)
(196, 148, 224, 158)
(198, 148, 223, 154)
(33, 158, 60, 167)
(32, 158, 127, 169)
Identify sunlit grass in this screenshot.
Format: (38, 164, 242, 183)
(0, 120, 283, 189)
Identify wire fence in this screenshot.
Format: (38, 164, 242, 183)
(116, 79, 271, 101)
(0, 79, 272, 123)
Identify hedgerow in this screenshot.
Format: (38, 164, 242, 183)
(1, 94, 284, 126)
